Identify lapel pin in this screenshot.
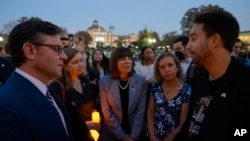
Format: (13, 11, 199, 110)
(131, 85, 135, 91)
(220, 92, 227, 98)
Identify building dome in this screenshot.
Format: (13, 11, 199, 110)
(87, 20, 105, 31)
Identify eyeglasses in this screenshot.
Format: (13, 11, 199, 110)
(33, 43, 64, 55)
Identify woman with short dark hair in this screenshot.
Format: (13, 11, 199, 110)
(99, 47, 147, 141)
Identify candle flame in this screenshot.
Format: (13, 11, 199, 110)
(92, 110, 100, 123)
(90, 129, 99, 141)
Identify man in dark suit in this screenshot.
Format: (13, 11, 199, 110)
(0, 20, 72, 141)
(175, 9, 250, 141)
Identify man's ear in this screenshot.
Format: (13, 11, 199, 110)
(22, 43, 37, 59)
(210, 33, 221, 48)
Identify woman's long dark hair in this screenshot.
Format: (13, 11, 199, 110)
(91, 49, 110, 75)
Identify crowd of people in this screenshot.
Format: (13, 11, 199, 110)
(0, 8, 250, 141)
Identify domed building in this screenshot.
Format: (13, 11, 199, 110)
(86, 20, 118, 48)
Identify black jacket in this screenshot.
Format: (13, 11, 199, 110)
(175, 57, 250, 141)
(0, 57, 14, 86)
(50, 77, 95, 141)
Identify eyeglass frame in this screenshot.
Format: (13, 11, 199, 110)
(32, 43, 64, 55)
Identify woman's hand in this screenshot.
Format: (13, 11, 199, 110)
(86, 121, 101, 131)
(150, 136, 161, 141)
(121, 135, 134, 141)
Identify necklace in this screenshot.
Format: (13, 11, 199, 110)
(119, 79, 130, 90)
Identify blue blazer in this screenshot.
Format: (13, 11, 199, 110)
(99, 74, 147, 140)
(0, 72, 72, 141)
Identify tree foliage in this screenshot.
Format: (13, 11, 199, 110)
(18, 16, 42, 22)
(162, 31, 180, 49)
(60, 27, 69, 38)
(138, 28, 151, 48)
(74, 31, 93, 47)
(114, 35, 127, 47)
(2, 16, 43, 34)
(29, 17, 42, 21)
(17, 17, 29, 23)
(180, 4, 223, 36)
(152, 31, 161, 48)
(2, 20, 18, 34)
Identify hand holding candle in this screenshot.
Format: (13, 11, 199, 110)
(90, 110, 100, 141)
(92, 110, 100, 123)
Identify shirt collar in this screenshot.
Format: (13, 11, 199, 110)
(15, 68, 48, 96)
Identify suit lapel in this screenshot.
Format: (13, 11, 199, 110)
(109, 76, 138, 112)
(110, 79, 122, 110)
(128, 76, 137, 111)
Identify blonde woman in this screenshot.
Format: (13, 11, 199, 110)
(147, 52, 191, 141)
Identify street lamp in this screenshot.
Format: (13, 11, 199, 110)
(148, 38, 156, 48)
(166, 45, 171, 52)
(0, 36, 4, 47)
(109, 25, 115, 47)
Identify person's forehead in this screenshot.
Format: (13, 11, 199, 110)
(173, 42, 184, 48)
(159, 56, 175, 65)
(190, 24, 204, 34)
(43, 35, 62, 44)
(144, 48, 153, 52)
(234, 42, 241, 45)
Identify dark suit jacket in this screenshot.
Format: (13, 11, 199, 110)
(0, 57, 14, 86)
(0, 72, 72, 141)
(175, 57, 250, 141)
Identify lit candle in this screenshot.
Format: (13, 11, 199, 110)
(91, 110, 100, 141)
(90, 129, 99, 141)
(92, 110, 100, 123)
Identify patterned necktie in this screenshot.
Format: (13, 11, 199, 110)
(46, 88, 54, 106)
(47, 86, 69, 135)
